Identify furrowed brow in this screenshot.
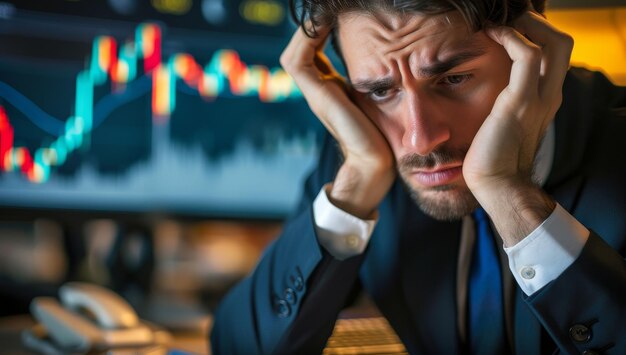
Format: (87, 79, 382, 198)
(351, 77, 395, 92)
(350, 47, 488, 91)
(419, 48, 487, 77)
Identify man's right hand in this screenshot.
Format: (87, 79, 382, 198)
(280, 25, 396, 219)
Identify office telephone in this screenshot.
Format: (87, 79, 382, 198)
(24, 282, 170, 353)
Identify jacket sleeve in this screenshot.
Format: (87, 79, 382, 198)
(524, 232, 626, 354)
(525, 73, 626, 355)
(210, 134, 366, 355)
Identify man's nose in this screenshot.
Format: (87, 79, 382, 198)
(401, 91, 450, 155)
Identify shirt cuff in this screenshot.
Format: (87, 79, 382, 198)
(504, 203, 590, 296)
(312, 184, 378, 260)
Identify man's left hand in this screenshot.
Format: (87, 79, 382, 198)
(462, 11, 574, 246)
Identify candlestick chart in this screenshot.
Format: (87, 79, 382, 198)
(1, 23, 301, 184)
(0, 7, 323, 217)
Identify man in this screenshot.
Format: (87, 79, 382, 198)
(211, 0, 626, 353)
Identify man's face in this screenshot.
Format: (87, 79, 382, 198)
(337, 11, 512, 220)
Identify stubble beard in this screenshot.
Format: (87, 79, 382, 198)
(398, 146, 479, 221)
(401, 178, 479, 221)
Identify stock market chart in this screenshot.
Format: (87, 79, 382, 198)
(0, 0, 323, 218)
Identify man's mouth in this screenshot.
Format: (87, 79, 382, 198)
(408, 164, 463, 188)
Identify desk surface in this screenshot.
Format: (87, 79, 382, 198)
(0, 313, 406, 354)
(0, 315, 209, 354)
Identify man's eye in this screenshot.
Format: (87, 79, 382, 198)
(369, 88, 392, 101)
(440, 74, 472, 86)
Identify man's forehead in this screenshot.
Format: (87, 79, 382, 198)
(337, 10, 469, 39)
(336, 10, 480, 61)
(337, 10, 487, 78)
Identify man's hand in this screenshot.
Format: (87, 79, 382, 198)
(280, 25, 395, 219)
(462, 11, 574, 246)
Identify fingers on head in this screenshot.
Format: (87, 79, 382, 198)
(487, 26, 542, 94)
(514, 12, 574, 67)
(514, 11, 573, 98)
(280, 25, 331, 71)
(515, 12, 573, 46)
(487, 26, 541, 62)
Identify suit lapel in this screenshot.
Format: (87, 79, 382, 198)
(398, 194, 463, 354)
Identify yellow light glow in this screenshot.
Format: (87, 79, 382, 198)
(151, 0, 191, 15)
(240, 0, 284, 26)
(546, 7, 626, 84)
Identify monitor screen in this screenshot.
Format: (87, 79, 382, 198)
(0, 0, 323, 219)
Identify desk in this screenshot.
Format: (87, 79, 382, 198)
(0, 315, 209, 354)
(0, 313, 406, 354)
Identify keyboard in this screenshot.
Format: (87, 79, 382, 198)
(324, 317, 407, 354)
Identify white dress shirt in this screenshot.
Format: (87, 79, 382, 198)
(312, 123, 590, 296)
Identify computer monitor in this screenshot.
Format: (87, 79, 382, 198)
(0, 0, 323, 219)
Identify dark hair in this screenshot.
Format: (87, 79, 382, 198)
(289, 0, 546, 37)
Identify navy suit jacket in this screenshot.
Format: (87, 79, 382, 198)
(211, 68, 626, 354)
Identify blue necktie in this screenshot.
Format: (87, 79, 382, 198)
(468, 208, 506, 354)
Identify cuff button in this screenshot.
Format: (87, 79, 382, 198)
(345, 234, 360, 249)
(520, 266, 536, 280)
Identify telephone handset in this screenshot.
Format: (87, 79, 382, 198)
(58, 282, 140, 329)
(26, 282, 170, 353)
